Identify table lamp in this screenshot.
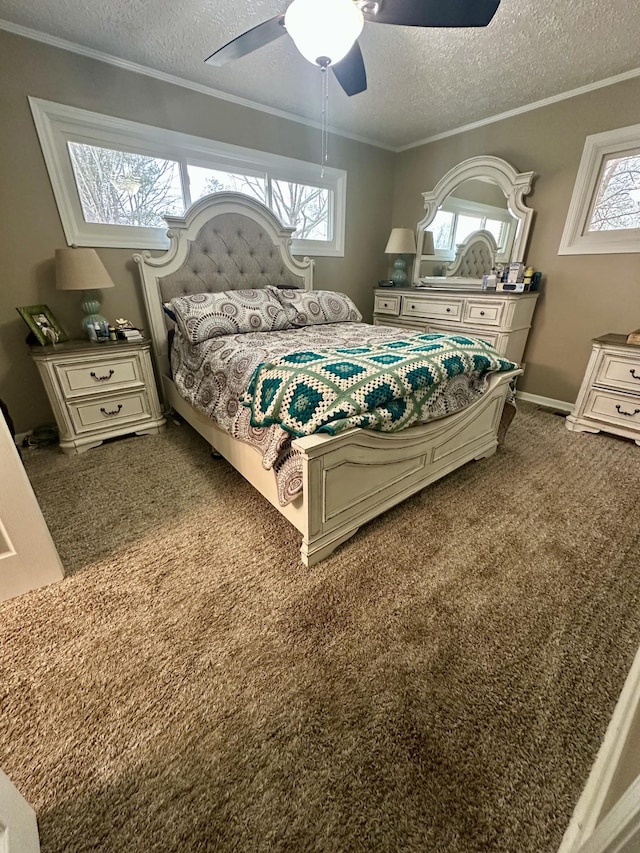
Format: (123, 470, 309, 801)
(385, 227, 417, 287)
(55, 248, 115, 341)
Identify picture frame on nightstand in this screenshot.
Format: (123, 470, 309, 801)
(16, 304, 69, 346)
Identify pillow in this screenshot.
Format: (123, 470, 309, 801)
(169, 289, 291, 344)
(274, 289, 362, 326)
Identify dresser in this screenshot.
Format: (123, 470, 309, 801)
(31, 338, 165, 455)
(565, 334, 640, 445)
(373, 287, 538, 364)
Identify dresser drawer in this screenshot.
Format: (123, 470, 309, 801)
(582, 388, 640, 428)
(374, 292, 401, 316)
(56, 354, 143, 399)
(402, 295, 462, 322)
(427, 324, 500, 349)
(594, 351, 640, 394)
(67, 391, 152, 434)
(463, 300, 504, 327)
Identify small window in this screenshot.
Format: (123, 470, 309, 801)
(587, 151, 640, 232)
(187, 165, 267, 205)
(30, 98, 347, 256)
(271, 180, 330, 240)
(559, 124, 640, 254)
(68, 142, 185, 227)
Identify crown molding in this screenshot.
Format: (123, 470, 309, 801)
(3, 18, 640, 154)
(0, 19, 395, 152)
(396, 66, 640, 152)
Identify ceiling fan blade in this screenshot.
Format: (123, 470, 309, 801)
(361, 0, 501, 28)
(331, 41, 367, 97)
(205, 15, 286, 66)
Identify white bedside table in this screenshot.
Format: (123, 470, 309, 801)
(31, 338, 166, 455)
(565, 334, 640, 445)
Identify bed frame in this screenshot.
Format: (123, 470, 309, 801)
(135, 193, 520, 566)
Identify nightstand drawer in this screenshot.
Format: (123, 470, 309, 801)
(463, 300, 504, 327)
(56, 354, 143, 399)
(583, 388, 640, 427)
(402, 296, 462, 322)
(594, 352, 640, 394)
(68, 391, 152, 434)
(374, 293, 401, 315)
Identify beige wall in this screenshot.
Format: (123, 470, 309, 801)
(393, 80, 640, 404)
(0, 31, 395, 432)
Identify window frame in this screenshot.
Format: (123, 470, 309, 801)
(29, 97, 346, 257)
(559, 123, 640, 255)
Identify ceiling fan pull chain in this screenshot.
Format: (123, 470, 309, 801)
(321, 64, 329, 178)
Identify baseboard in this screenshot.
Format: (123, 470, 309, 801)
(516, 391, 573, 414)
(557, 641, 640, 852)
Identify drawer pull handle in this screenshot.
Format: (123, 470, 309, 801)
(615, 404, 640, 417)
(446, 307, 451, 313)
(383, 303, 388, 308)
(480, 310, 485, 316)
(100, 404, 123, 417)
(630, 368, 640, 381)
(90, 369, 114, 382)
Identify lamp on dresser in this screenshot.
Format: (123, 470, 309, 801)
(55, 247, 114, 342)
(385, 227, 417, 287)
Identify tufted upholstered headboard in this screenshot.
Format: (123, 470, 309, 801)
(446, 229, 497, 279)
(134, 192, 314, 384)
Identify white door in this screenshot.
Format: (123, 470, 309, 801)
(0, 769, 40, 853)
(0, 410, 64, 602)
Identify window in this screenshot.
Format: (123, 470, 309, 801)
(429, 197, 515, 262)
(30, 98, 346, 256)
(559, 123, 640, 254)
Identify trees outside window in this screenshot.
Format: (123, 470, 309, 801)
(68, 143, 184, 228)
(588, 152, 640, 232)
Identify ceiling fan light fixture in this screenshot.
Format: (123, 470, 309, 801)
(284, 0, 364, 66)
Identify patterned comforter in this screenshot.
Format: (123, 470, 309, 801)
(171, 323, 515, 505)
(242, 334, 516, 437)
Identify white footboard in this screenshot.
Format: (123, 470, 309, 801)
(164, 369, 520, 567)
(294, 369, 520, 565)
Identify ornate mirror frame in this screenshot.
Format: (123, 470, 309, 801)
(414, 155, 536, 284)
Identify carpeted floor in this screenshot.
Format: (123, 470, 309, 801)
(1, 402, 639, 852)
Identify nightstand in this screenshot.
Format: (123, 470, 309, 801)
(565, 334, 640, 445)
(30, 338, 166, 454)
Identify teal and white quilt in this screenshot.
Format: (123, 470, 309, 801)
(242, 333, 517, 437)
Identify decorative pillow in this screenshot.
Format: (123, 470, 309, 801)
(169, 289, 291, 344)
(273, 289, 362, 326)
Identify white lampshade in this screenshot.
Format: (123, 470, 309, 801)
(385, 228, 417, 255)
(55, 248, 115, 292)
(422, 230, 435, 256)
(284, 0, 364, 66)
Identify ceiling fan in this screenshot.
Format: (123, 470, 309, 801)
(205, 0, 502, 97)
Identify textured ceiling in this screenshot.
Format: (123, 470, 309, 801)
(1, 0, 639, 148)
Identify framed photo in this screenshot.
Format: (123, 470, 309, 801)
(16, 304, 69, 346)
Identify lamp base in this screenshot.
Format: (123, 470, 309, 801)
(81, 298, 109, 342)
(391, 256, 408, 287)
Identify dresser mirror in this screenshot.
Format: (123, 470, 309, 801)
(414, 155, 536, 288)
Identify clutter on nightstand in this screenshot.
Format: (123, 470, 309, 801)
(114, 318, 143, 341)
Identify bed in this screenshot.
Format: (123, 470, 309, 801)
(134, 193, 521, 566)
